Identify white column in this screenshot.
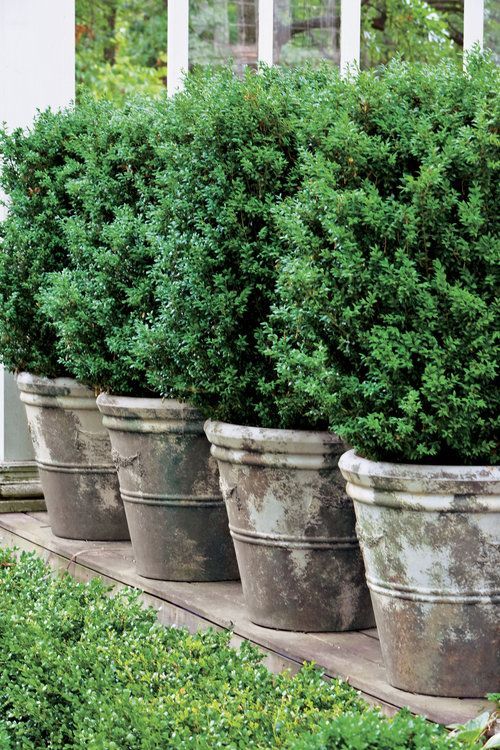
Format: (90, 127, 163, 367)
(340, 0, 361, 75)
(0, 0, 75, 505)
(168, 0, 189, 96)
(463, 0, 484, 55)
(258, 0, 274, 66)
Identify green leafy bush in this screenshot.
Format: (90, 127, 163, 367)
(289, 709, 481, 750)
(0, 549, 364, 748)
(267, 55, 499, 463)
(40, 97, 169, 395)
(134, 64, 347, 426)
(0, 105, 98, 376)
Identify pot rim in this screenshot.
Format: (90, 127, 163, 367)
(17, 371, 94, 398)
(204, 419, 343, 457)
(339, 449, 500, 504)
(96, 392, 203, 423)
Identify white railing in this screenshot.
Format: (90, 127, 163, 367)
(167, 0, 487, 93)
(464, 0, 485, 54)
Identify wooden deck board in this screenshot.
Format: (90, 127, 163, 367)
(0, 511, 493, 726)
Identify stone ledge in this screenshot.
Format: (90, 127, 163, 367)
(0, 462, 45, 510)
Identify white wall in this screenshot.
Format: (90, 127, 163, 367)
(0, 0, 75, 463)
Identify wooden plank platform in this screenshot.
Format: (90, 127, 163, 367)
(0, 511, 493, 726)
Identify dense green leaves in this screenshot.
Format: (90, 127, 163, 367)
(2, 57, 497, 458)
(291, 709, 482, 750)
(40, 97, 170, 395)
(0, 105, 99, 376)
(0, 550, 363, 748)
(267, 54, 499, 463)
(0, 550, 493, 748)
(134, 64, 345, 425)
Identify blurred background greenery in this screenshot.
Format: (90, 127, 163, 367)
(76, 1, 497, 103)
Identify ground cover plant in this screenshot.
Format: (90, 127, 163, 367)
(134, 63, 349, 427)
(39, 96, 170, 396)
(0, 549, 494, 750)
(266, 53, 499, 463)
(0, 549, 365, 749)
(292, 710, 488, 750)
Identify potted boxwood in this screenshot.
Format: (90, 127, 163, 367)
(134, 65, 374, 631)
(40, 90, 237, 582)
(0, 105, 128, 540)
(266, 56, 499, 694)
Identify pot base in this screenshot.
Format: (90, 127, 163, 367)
(125, 499, 239, 581)
(373, 596, 499, 697)
(236, 541, 374, 632)
(39, 466, 129, 541)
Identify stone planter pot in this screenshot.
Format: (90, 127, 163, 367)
(205, 420, 374, 632)
(96, 394, 239, 581)
(339, 449, 500, 697)
(17, 373, 128, 540)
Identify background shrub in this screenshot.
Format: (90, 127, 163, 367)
(289, 709, 481, 750)
(134, 64, 348, 426)
(266, 54, 499, 463)
(40, 97, 169, 396)
(0, 105, 97, 376)
(0, 549, 364, 749)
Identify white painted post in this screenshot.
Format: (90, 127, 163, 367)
(0, 0, 75, 505)
(463, 0, 484, 55)
(168, 0, 189, 96)
(340, 0, 361, 76)
(258, 0, 275, 66)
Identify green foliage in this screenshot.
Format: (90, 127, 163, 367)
(0, 105, 100, 376)
(40, 97, 170, 396)
(266, 54, 499, 463)
(289, 709, 482, 750)
(134, 64, 345, 425)
(361, 0, 460, 68)
(0, 549, 364, 748)
(76, 0, 167, 103)
(449, 711, 500, 749)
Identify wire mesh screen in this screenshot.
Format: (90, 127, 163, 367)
(274, 0, 339, 66)
(189, 0, 258, 73)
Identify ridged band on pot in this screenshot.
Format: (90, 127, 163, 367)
(17, 373, 128, 541)
(96, 394, 238, 582)
(205, 420, 374, 632)
(339, 449, 500, 698)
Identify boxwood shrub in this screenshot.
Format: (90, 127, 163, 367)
(266, 54, 499, 463)
(0, 549, 365, 749)
(1, 549, 490, 749)
(40, 97, 169, 396)
(0, 105, 97, 376)
(289, 709, 481, 750)
(134, 64, 348, 426)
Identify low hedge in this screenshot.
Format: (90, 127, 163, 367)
(0, 550, 490, 749)
(0, 549, 364, 749)
(292, 710, 482, 750)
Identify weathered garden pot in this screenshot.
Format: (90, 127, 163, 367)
(17, 373, 128, 540)
(339, 449, 500, 697)
(96, 394, 239, 581)
(205, 421, 374, 632)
